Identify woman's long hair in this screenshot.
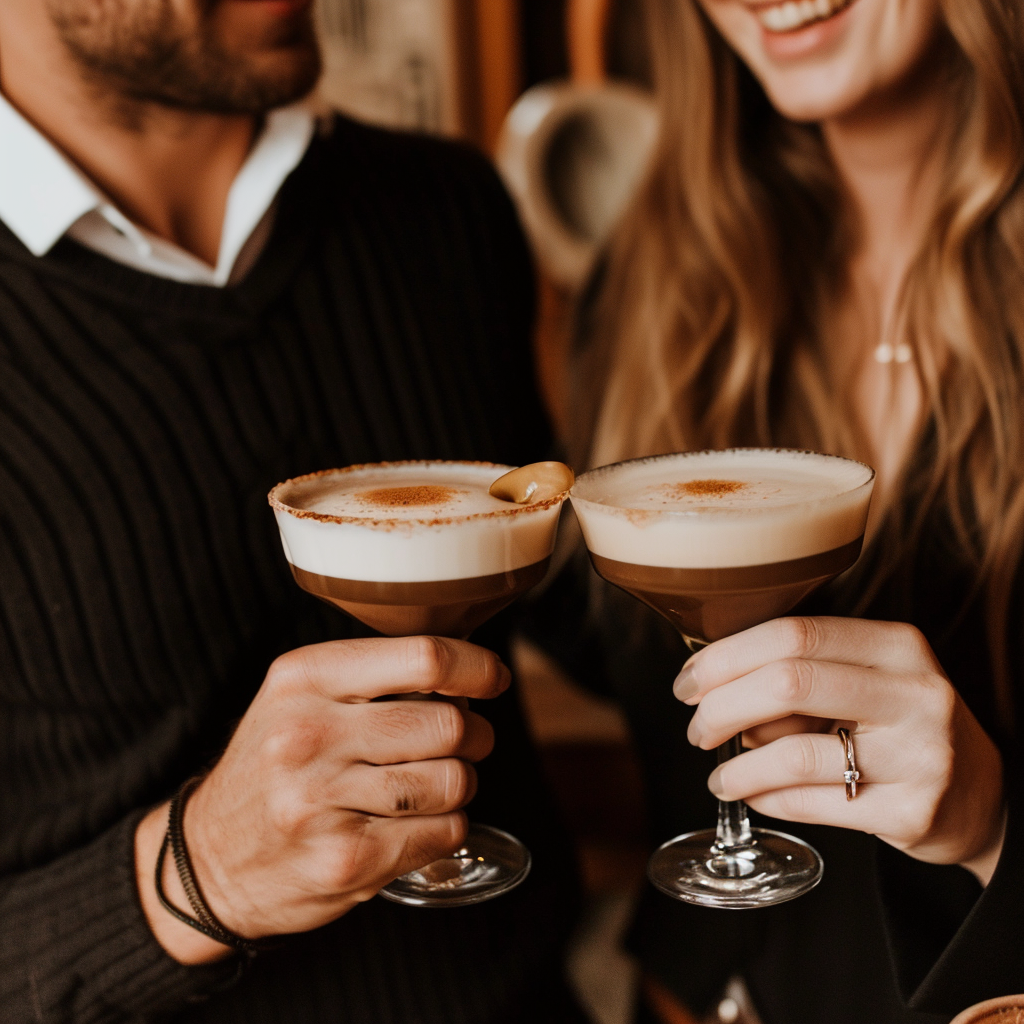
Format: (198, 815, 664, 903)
(576, 0, 1024, 727)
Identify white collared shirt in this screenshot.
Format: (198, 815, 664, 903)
(0, 90, 315, 286)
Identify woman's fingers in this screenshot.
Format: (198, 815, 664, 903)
(663, 615, 1007, 881)
(743, 784, 893, 833)
(741, 714, 833, 748)
(674, 616, 941, 703)
(707, 733, 904, 837)
(686, 658, 907, 749)
(332, 759, 478, 817)
(708, 730, 894, 801)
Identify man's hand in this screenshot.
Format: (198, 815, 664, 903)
(136, 636, 509, 964)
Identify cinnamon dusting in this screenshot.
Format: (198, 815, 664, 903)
(673, 479, 746, 498)
(355, 485, 463, 508)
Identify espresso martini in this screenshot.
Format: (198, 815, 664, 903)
(269, 460, 571, 907)
(571, 449, 874, 646)
(269, 462, 565, 639)
(571, 449, 874, 908)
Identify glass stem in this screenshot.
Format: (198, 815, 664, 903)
(714, 736, 751, 850)
(684, 638, 752, 852)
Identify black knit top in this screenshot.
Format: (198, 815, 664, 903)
(0, 116, 583, 1024)
(531, 481, 1024, 1024)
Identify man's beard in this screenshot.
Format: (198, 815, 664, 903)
(46, 0, 322, 114)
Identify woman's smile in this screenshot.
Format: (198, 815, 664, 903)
(751, 0, 861, 61)
(698, 0, 941, 123)
(755, 0, 856, 34)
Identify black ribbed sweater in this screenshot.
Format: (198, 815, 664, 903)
(0, 117, 582, 1024)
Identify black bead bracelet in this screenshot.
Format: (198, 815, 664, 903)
(155, 776, 275, 955)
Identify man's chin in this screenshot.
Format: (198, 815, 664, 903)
(150, 62, 321, 114)
(48, 0, 322, 115)
(229, 47, 322, 110)
(205, 8, 322, 110)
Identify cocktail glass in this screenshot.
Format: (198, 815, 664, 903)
(949, 996, 1024, 1024)
(269, 460, 570, 906)
(570, 449, 874, 908)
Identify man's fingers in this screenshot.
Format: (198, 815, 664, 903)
(258, 701, 494, 771)
(363, 811, 471, 880)
(674, 616, 940, 702)
(320, 811, 471, 898)
(271, 636, 511, 702)
(345, 702, 495, 764)
(333, 759, 478, 817)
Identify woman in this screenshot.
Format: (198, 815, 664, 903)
(558, 0, 1024, 1020)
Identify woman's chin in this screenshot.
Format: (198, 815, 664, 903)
(758, 75, 868, 124)
(717, 0, 944, 127)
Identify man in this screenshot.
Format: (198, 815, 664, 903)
(0, 2, 582, 1021)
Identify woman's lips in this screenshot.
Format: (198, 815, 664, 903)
(755, 0, 855, 33)
(750, 0, 859, 59)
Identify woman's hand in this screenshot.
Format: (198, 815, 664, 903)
(674, 617, 1006, 885)
(136, 635, 508, 963)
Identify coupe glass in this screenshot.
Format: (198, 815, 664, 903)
(570, 449, 874, 908)
(270, 460, 569, 906)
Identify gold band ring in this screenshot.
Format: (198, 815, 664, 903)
(837, 727, 860, 800)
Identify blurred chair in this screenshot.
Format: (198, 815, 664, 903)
(496, 0, 657, 290)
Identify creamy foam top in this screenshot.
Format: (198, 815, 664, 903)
(279, 464, 519, 521)
(269, 462, 567, 582)
(570, 449, 874, 568)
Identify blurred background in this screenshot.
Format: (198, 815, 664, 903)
(315, 0, 649, 148)
(314, 3, 658, 1021)
(315, 0, 654, 430)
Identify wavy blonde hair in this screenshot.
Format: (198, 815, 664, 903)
(576, 0, 1024, 727)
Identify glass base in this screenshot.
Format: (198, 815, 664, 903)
(379, 824, 531, 907)
(648, 827, 823, 909)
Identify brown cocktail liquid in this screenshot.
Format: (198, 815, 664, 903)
(291, 558, 550, 638)
(591, 538, 862, 644)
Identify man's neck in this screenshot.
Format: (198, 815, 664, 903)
(0, 5, 255, 267)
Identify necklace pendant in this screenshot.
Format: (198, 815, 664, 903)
(874, 343, 912, 364)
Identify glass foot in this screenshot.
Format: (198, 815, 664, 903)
(648, 827, 823, 909)
(379, 824, 531, 907)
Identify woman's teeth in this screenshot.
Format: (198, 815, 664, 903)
(757, 0, 852, 32)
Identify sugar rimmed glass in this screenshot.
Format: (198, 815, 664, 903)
(270, 460, 570, 907)
(570, 449, 874, 908)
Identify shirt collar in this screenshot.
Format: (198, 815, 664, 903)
(211, 104, 314, 284)
(0, 89, 106, 257)
(0, 90, 315, 281)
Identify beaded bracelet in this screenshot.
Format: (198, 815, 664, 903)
(155, 777, 275, 955)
